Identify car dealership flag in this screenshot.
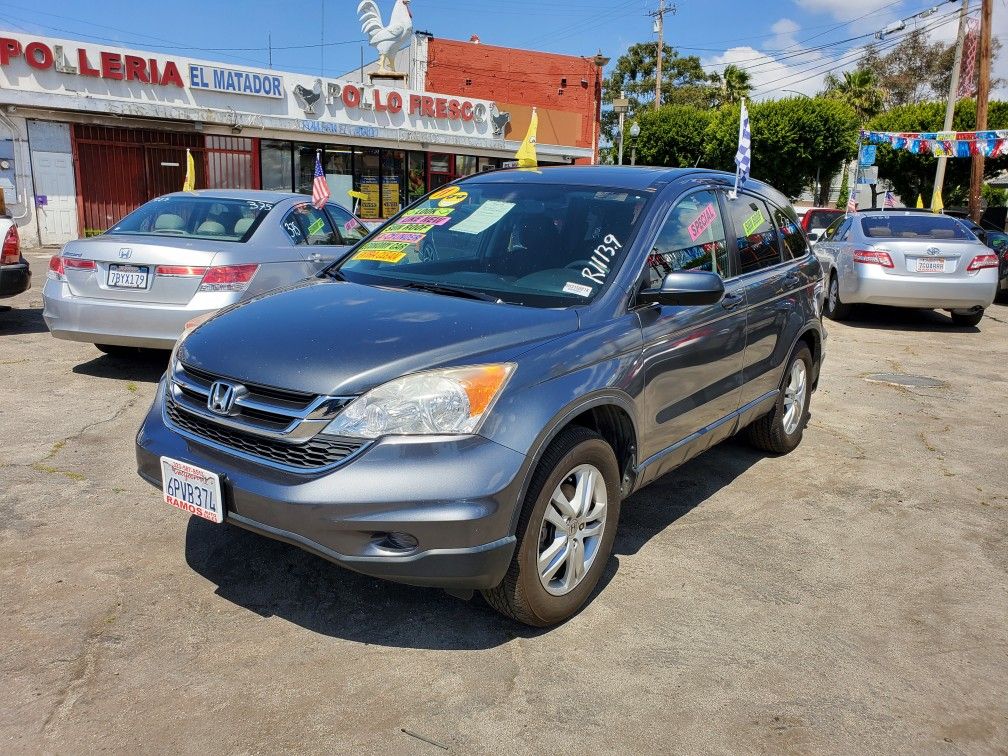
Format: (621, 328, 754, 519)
(311, 151, 330, 209)
(182, 148, 195, 192)
(515, 107, 538, 168)
(732, 100, 751, 197)
(884, 190, 897, 208)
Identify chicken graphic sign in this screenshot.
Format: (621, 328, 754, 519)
(358, 0, 414, 73)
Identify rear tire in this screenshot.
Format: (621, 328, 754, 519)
(746, 345, 813, 455)
(482, 426, 621, 627)
(950, 309, 984, 327)
(824, 273, 853, 321)
(95, 343, 141, 357)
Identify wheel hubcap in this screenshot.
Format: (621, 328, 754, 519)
(537, 463, 607, 597)
(782, 359, 807, 435)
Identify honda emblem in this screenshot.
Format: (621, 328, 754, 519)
(208, 381, 238, 415)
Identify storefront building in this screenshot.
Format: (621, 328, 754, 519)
(0, 30, 601, 246)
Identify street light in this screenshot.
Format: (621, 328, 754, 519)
(629, 122, 640, 166)
(591, 51, 610, 166)
(613, 92, 630, 165)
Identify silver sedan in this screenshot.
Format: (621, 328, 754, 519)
(43, 190, 369, 352)
(814, 210, 999, 327)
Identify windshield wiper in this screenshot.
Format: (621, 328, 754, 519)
(397, 281, 501, 303)
(321, 267, 345, 281)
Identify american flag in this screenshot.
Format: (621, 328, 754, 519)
(884, 190, 897, 208)
(311, 152, 330, 209)
(734, 100, 751, 190)
(846, 193, 857, 213)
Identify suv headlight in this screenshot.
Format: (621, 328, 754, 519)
(324, 363, 515, 439)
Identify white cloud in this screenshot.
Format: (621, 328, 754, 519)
(794, 0, 894, 21)
(706, 44, 834, 100)
(769, 18, 801, 50)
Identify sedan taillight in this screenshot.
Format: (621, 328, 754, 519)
(1, 224, 19, 264)
(198, 264, 259, 292)
(966, 254, 999, 272)
(853, 249, 894, 268)
(48, 255, 96, 280)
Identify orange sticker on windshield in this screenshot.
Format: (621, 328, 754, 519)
(430, 185, 463, 200)
(438, 191, 468, 207)
(354, 249, 406, 264)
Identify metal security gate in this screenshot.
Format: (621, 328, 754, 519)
(72, 125, 258, 236)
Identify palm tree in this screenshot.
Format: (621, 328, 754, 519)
(718, 64, 752, 105)
(823, 68, 885, 124)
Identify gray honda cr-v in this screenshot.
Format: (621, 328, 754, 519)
(136, 166, 825, 626)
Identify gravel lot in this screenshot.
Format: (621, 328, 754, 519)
(2, 249, 1006, 754)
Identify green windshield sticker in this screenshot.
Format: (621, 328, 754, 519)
(742, 208, 765, 236)
(307, 217, 325, 235)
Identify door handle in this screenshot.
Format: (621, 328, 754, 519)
(721, 291, 744, 310)
(310, 252, 323, 262)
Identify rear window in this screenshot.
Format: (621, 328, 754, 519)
(806, 210, 843, 230)
(860, 215, 977, 240)
(107, 196, 274, 242)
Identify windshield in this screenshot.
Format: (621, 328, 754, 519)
(335, 182, 650, 307)
(860, 215, 977, 240)
(107, 196, 274, 242)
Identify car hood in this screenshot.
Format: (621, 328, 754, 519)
(178, 279, 580, 396)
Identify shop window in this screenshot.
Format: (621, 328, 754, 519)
(381, 149, 406, 217)
(355, 147, 381, 220)
(261, 140, 292, 192)
(295, 144, 325, 195)
(477, 157, 500, 173)
(407, 151, 427, 205)
(324, 147, 354, 212)
(456, 155, 477, 177)
(428, 152, 453, 191)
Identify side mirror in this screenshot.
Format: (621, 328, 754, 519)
(807, 231, 820, 243)
(637, 271, 725, 307)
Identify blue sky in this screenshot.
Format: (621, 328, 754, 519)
(1, 0, 1004, 98)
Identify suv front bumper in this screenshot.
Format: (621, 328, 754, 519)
(136, 381, 522, 589)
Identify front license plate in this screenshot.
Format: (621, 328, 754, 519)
(915, 258, 946, 273)
(160, 456, 224, 524)
(107, 264, 149, 289)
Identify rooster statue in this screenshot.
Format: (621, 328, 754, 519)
(357, 0, 414, 74)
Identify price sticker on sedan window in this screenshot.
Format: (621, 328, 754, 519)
(107, 264, 149, 289)
(160, 457, 224, 524)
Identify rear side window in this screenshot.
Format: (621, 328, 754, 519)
(325, 204, 370, 244)
(773, 205, 807, 260)
(806, 209, 842, 230)
(860, 215, 977, 240)
(727, 194, 782, 274)
(283, 204, 339, 246)
(645, 190, 730, 288)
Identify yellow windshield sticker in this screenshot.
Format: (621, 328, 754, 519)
(354, 249, 407, 263)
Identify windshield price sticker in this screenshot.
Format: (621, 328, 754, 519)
(688, 203, 717, 242)
(386, 223, 436, 234)
(581, 234, 623, 285)
(375, 232, 426, 243)
(742, 207, 766, 236)
(403, 207, 453, 217)
(563, 281, 593, 297)
(360, 241, 410, 253)
(451, 200, 516, 235)
(397, 214, 453, 226)
(430, 185, 469, 207)
(354, 249, 407, 263)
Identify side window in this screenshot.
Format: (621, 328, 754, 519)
(282, 204, 339, 246)
(821, 216, 843, 241)
(727, 194, 782, 275)
(325, 204, 370, 244)
(834, 217, 852, 242)
(645, 190, 730, 289)
(773, 205, 808, 260)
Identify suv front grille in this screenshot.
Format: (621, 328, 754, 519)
(165, 397, 364, 469)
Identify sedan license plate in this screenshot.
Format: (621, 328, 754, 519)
(107, 264, 149, 289)
(916, 258, 946, 274)
(160, 457, 224, 524)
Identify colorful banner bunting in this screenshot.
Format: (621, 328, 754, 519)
(861, 129, 1008, 158)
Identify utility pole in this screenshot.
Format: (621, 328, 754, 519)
(267, 33, 272, 68)
(932, 0, 969, 211)
(969, 0, 993, 222)
(649, 1, 676, 110)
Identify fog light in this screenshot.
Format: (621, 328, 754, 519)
(373, 532, 419, 553)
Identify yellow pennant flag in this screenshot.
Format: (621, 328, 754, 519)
(916, 194, 924, 208)
(515, 107, 538, 168)
(347, 190, 368, 201)
(182, 148, 196, 192)
(931, 189, 944, 213)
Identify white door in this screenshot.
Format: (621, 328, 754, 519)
(31, 151, 78, 246)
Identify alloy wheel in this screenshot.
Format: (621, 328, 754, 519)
(537, 463, 607, 596)
(782, 359, 808, 435)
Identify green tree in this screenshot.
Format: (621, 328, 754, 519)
(823, 68, 885, 125)
(868, 100, 1008, 205)
(635, 105, 712, 167)
(703, 97, 859, 199)
(712, 64, 752, 107)
(835, 168, 850, 210)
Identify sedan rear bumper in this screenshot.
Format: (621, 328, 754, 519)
(42, 278, 238, 349)
(846, 267, 997, 309)
(135, 380, 524, 589)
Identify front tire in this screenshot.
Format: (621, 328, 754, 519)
(746, 344, 813, 455)
(482, 426, 621, 627)
(824, 273, 853, 321)
(950, 308, 984, 327)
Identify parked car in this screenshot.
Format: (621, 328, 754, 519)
(815, 210, 999, 326)
(135, 166, 826, 626)
(985, 230, 1008, 298)
(42, 190, 369, 354)
(801, 207, 844, 243)
(0, 217, 31, 303)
